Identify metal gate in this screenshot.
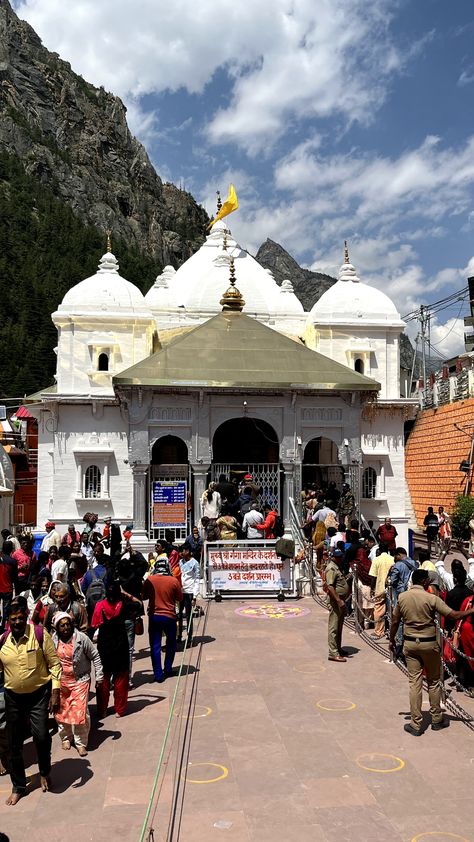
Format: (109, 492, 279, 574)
(211, 463, 281, 512)
(149, 463, 192, 541)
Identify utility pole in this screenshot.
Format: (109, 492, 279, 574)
(419, 305, 428, 391)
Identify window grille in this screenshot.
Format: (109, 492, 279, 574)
(85, 465, 101, 498)
(362, 467, 377, 499)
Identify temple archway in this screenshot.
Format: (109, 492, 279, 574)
(212, 417, 279, 463)
(211, 417, 280, 511)
(150, 435, 190, 542)
(151, 435, 188, 465)
(302, 435, 343, 492)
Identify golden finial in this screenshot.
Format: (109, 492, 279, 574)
(344, 240, 350, 263)
(223, 229, 228, 251)
(220, 256, 245, 312)
(106, 229, 112, 252)
(216, 190, 222, 212)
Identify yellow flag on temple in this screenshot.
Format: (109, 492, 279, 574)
(208, 184, 239, 228)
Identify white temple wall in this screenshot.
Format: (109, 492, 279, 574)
(55, 319, 153, 394)
(35, 402, 132, 531)
(361, 409, 407, 545)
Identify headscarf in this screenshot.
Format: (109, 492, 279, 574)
(153, 558, 171, 576)
(53, 610, 72, 628)
(45, 520, 56, 528)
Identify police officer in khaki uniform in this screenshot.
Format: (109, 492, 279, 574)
(325, 549, 350, 662)
(390, 568, 474, 736)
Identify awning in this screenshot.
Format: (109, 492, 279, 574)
(14, 406, 35, 420)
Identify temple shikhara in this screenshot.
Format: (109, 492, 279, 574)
(27, 211, 416, 544)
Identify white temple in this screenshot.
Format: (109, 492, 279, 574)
(28, 215, 416, 545)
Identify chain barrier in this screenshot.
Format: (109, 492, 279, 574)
(304, 547, 474, 728)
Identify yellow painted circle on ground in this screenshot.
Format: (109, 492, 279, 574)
(356, 753, 405, 773)
(412, 834, 471, 842)
(175, 704, 212, 719)
(315, 698, 356, 711)
(294, 663, 326, 674)
(183, 762, 229, 784)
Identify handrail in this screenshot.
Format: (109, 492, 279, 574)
(288, 496, 305, 547)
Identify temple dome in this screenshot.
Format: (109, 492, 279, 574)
(308, 252, 403, 327)
(273, 279, 305, 315)
(56, 253, 151, 317)
(145, 265, 178, 311)
(172, 221, 282, 317)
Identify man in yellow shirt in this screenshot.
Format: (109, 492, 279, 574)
(368, 542, 394, 639)
(0, 596, 61, 805)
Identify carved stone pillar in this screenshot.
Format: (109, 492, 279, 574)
(190, 463, 210, 526)
(281, 462, 295, 525)
(132, 463, 149, 534)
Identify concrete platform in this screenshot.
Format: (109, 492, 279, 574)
(0, 598, 473, 842)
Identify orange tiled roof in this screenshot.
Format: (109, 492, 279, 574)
(405, 398, 474, 527)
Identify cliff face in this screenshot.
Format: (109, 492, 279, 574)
(255, 238, 337, 311)
(0, 0, 208, 266)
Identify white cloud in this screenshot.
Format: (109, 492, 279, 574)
(458, 68, 474, 86)
(16, 0, 407, 153)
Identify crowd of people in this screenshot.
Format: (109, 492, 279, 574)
(199, 473, 282, 541)
(303, 484, 474, 735)
(0, 517, 204, 806)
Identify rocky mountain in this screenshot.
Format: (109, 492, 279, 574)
(255, 238, 337, 311)
(0, 0, 208, 266)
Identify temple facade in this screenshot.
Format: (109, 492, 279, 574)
(28, 216, 416, 545)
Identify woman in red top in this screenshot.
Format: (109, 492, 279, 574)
(256, 505, 277, 539)
(459, 593, 474, 696)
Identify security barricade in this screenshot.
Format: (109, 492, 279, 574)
(204, 539, 296, 599)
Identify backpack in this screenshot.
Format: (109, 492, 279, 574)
(240, 500, 252, 517)
(0, 624, 44, 650)
(86, 568, 107, 616)
(274, 515, 285, 538)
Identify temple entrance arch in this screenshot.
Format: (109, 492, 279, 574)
(211, 417, 281, 512)
(150, 434, 190, 541)
(302, 436, 344, 493)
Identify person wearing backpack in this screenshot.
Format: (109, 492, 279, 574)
(81, 560, 109, 624)
(0, 596, 61, 805)
(44, 584, 88, 634)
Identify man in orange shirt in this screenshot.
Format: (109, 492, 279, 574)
(143, 560, 182, 683)
(256, 504, 277, 539)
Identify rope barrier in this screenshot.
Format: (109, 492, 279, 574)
(139, 600, 210, 842)
(305, 548, 474, 728)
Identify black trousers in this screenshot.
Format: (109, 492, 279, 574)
(5, 682, 52, 793)
(178, 593, 194, 642)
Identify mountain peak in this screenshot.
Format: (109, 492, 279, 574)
(255, 239, 336, 311)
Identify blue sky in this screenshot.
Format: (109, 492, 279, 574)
(15, 0, 474, 357)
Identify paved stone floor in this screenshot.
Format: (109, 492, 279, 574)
(0, 598, 473, 842)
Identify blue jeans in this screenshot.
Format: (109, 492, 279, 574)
(124, 619, 135, 676)
(149, 615, 177, 681)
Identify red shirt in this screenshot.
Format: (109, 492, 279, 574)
(375, 524, 398, 550)
(12, 548, 33, 579)
(256, 510, 277, 539)
(0, 555, 17, 592)
(144, 575, 183, 619)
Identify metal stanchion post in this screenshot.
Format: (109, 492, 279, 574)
(387, 585, 394, 663)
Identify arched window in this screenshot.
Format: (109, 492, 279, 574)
(362, 467, 377, 499)
(98, 352, 109, 371)
(355, 357, 364, 374)
(84, 465, 101, 498)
